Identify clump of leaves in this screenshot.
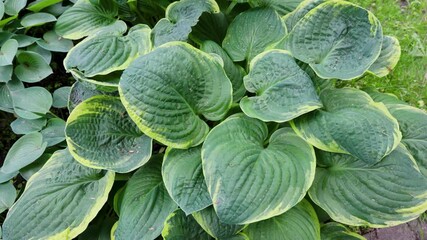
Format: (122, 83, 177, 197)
(0, 0, 425, 239)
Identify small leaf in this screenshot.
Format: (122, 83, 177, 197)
(0, 39, 18, 66)
(2, 149, 115, 240)
(66, 96, 152, 173)
(14, 51, 53, 83)
(202, 114, 316, 224)
(240, 49, 322, 122)
(21, 12, 57, 28)
(0, 79, 24, 113)
(119, 42, 232, 149)
(11, 117, 47, 134)
(52, 86, 71, 108)
(4, 0, 26, 16)
(162, 146, 212, 215)
(223, 7, 286, 62)
(113, 155, 178, 240)
(162, 210, 213, 240)
(0, 1, 4, 19)
(19, 153, 51, 181)
(368, 35, 401, 77)
(36, 30, 74, 52)
(1, 132, 47, 174)
(321, 222, 366, 240)
(12, 86, 52, 119)
(27, 0, 63, 12)
(41, 118, 66, 147)
(0, 181, 16, 214)
(12, 34, 38, 48)
(27, 44, 52, 63)
(0, 65, 13, 82)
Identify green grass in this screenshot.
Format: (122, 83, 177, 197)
(347, 0, 427, 108)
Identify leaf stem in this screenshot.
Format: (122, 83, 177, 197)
(225, 1, 238, 15)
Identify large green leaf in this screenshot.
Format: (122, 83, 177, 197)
(190, 12, 228, 45)
(222, 7, 286, 62)
(243, 199, 320, 240)
(309, 145, 427, 227)
(162, 146, 212, 215)
(151, 0, 220, 47)
(192, 206, 246, 239)
(66, 96, 152, 173)
(10, 117, 47, 134)
(283, 1, 383, 80)
(368, 35, 401, 77)
(36, 30, 74, 53)
(162, 210, 213, 240)
(0, 39, 18, 66)
(0, 181, 16, 214)
(68, 81, 116, 112)
(64, 24, 151, 77)
(320, 223, 366, 240)
(291, 88, 401, 165)
(202, 114, 316, 224)
(248, 0, 303, 14)
(69, 70, 121, 91)
(55, 0, 125, 40)
(1, 132, 47, 174)
(200, 40, 246, 102)
(21, 12, 57, 28)
(2, 149, 114, 240)
(41, 118, 66, 147)
(240, 49, 322, 122)
(282, 0, 326, 31)
(12, 86, 52, 119)
(14, 51, 53, 83)
(119, 42, 232, 149)
(113, 155, 178, 240)
(19, 153, 51, 181)
(4, 0, 26, 16)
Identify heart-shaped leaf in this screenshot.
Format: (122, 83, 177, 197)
(151, 0, 220, 46)
(36, 30, 74, 52)
(0, 65, 13, 82)
(66, 96, 152, 173)
(291, 88, 401, 165)
(2, 149, 114, 240)
(52, 86, 71, 108)
(14, 51, 53, 83)
(4, 0, 26, 16)
(368, 35, 401, 77)
(0, 39, 18, 66)
(119, 42, 232, 149)
(223, 7, 286, 62)
(320, 223, 366, 240)
(162, 210, 213, 240)
(284, 1, 383, 80)
(0, 181, 16, 214)
(0, 79, 24, 113)
(27, 44, 52, 63)
(64, 24, 151, 77)
(283, 0, 326, 31)
(240, 49, 322, 122)
(11, 117, 47, 134)
(12, 34, 38, 47)
(21, 12, 57, 28)
(202, 114, 316, 224)
(12, 86, 52, 119)
(243, 199, 321, 240)
(309, 145, 427, 227)
(113, 155, 178, 240)
(1, 132, 47, 174)
(162, 146, 212, 215)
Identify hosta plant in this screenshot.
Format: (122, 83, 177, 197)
(1, 0, 425, 239)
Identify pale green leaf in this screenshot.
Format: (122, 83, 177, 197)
(248, 0, 303, 14)
(113, 155, 178, 240)
(291, 88, 401, 165)
(0, 181, 16, 214)
(41, 118, 66, 147)
(0, 39, 18, 67)
(223, 7, 286, 62)
(10, 117, 47, 134)
(12, 86, 52, 119)
(36, 30, 74, 52)
(320, 223, 366, 240)
(0, 2, 4, 19)
(119, 42, 232, 149)
(0, 65, 13, 82)
(12, 34, 38, 48)
(202, 114, 316, 224)
(27, 44, 52, 63)
(309, 145, 427, 227)
(282, 0, 326, 31)
(19, 153, 51, 181)
(2, 149, 115, 240)
(0, 171, 17, 184)
(0, 79, 24, 113)
(162, 146, 212, 215)
(66, 96, 152, 173)
(68, 81, 116, 112)
(368, 35, 401, 77)
(14, 51, 53, 83)
(1, 132, 47, 174)
(240, 49, 322, 122)
(52, 86, 71, 108)
(27, 0, 63, 12)
(21, 12, 57, 28)
(4, 0, 26, 16)
(162, 210, 213, 240)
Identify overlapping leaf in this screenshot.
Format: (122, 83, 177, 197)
(368, 35, 401, 77)
(14, 51, 53, 83)
(320, 223, 366, 240)
(162, 210, 212, 240)
(12, 86, 52, 119)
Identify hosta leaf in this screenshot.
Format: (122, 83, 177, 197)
(0, 39, 18, 66)
(222, 7, 286, 62)
(27, 0, 63, 12)
(66, 96, 152, 173)
(36, 30, 74, 52)
(192, 206, 246, 239)
(364, 88, 406, 105)
(243, 199, 320, 240)
(19, 153, 51, 181)
(309, 145, 427, 227)
(21, 12, 57, 28)
(151, 0, 220, 47)
(1, 132, 47, 174)
(0, 181, 16, 214)
(12, 86, 52, 119)
(320, 223, 366, 240)
(27, 44, 52, 63)
(12, 34, 38, 48)
(190, 12, 228, 45)
(0, 65, 13, 82)
(368, 35, 401, 77)
(119, 42, 232, 149)
(248, 0, 303, 14)
(52, 86, 71, 108)
(283, 1, 383, 80)
(56, 0, 125, 40)
(240, 49, 322, 122)
(0, 79, 24, 113)
(0, 171, 17, 184)
(64, 24, 151, 77)
(0, 2, 4, 19)
(202, 114, 316, 224)
(299, 62, 336, 93)
(385, 104, 427, 176)
(201, 40, 246, 101)
(41, 118, 66, 147)
(70, 70, 121, 91)
(2, 149, 115, 240)
(291, 88, 401, 165)
(14, 51, 53, 83)
(10, 117, 47, 134)
(4, 0, 26, 16)
(113, 155, 178, 240)
(282, 0, 326, 31)
(162, 210, 213, 240)
(68, 81, 116, 112)
(162, 146, 212, 215)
